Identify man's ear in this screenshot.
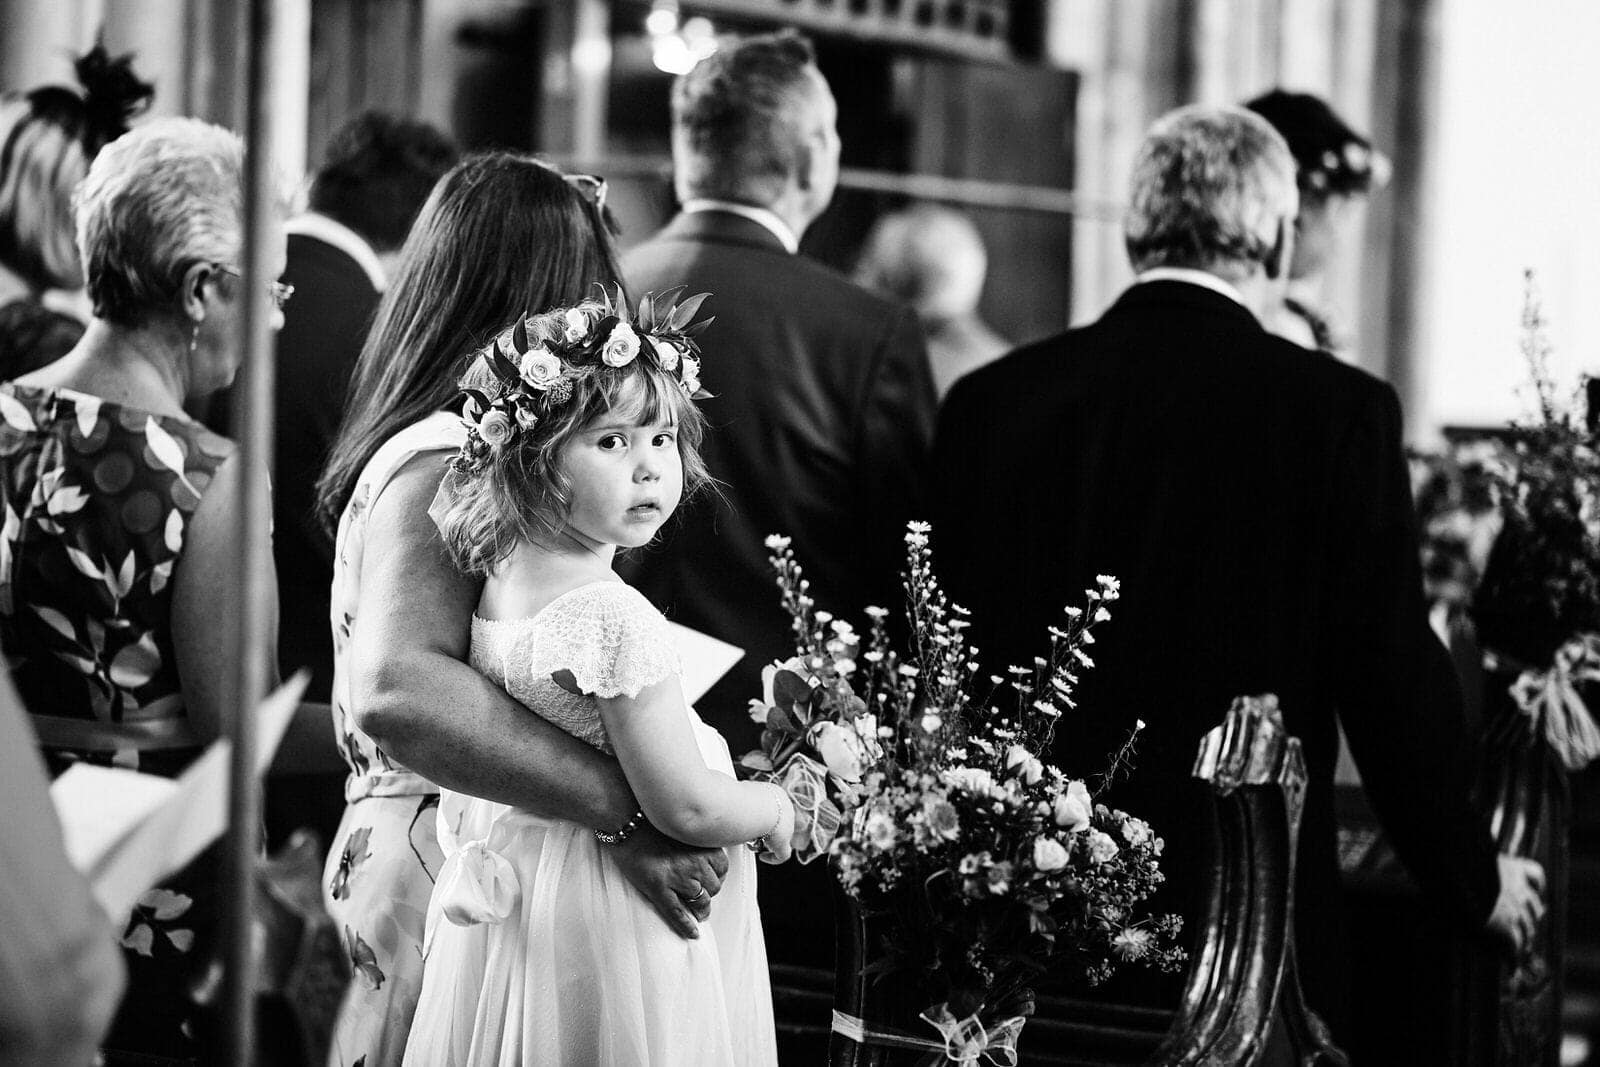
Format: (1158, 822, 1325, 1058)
(1264, 216, 1292, 282)
(794, 137, 819, 194)
(180, 261, 213, 324)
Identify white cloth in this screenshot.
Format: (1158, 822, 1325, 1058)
(286, 212, 388, 292)
(681, 199, 799, 254)
(401, 582, 777, 1067)
(1134, 266, 1248, 308)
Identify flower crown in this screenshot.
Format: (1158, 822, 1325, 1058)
(452, 286, 714, 474)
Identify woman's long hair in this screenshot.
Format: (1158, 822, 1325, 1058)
(315, 152, 623, 533)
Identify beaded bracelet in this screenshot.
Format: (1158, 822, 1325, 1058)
(746, 784, 788, 853)
(594, 807, 646, 846)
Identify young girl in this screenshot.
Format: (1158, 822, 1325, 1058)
(401, 290, 794, 1066)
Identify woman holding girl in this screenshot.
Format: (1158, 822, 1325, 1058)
(401, 292, 792, 1064)
(316, 155, 732, 1066)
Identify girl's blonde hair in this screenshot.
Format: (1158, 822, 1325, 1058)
(436, 300, 712, 575)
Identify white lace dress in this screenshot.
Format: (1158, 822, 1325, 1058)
(401, 581, 777, 1066)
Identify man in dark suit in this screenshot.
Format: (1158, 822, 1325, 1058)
(208, 113, 455, 845)
(622, 31, 936, 990)
(932, 105, 1542, 1030)
(211, 112, 455, 706)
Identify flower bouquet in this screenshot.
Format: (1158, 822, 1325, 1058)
(741, 523, 1184, 1063)
(1468, 273, 1600, 771)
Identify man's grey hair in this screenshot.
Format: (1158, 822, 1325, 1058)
(670, 31, 824, 206)
(75, 117, 291, 328)
(1123, 104, 1298, 274)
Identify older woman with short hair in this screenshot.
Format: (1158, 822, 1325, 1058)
(0, 115, 290, 1062)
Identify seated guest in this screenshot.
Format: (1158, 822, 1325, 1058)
(0, 45, 153, 379)
(0, 666, 126, 1067)
(205, 110, 456, 850)
(932, 104, 1543, 1037)
(1245, 88, 1388, 355)
(854, 204, 1009, 399)
(0, 116, 291, 1061)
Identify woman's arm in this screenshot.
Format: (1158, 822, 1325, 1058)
(171, 451, 274, 744)
(0, 672, 126, 1065)
(600, 678, 794, 859)
(348, 452, 733, 931)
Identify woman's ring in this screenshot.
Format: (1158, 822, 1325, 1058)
(687, 884, 708, 903)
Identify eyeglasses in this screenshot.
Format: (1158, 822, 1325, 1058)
(565, 172, 609, 213)
(215, 264, 295, 310)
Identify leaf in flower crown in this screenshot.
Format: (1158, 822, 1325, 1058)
(511, 316, 529, 352)
(487, 342, 522, 385)
(680, 315, 715, 338)
(637, 291, 657, 331)
(612, 283, 629, 322)
(664, 292, 710, 332)
(462, 387, 493, 414)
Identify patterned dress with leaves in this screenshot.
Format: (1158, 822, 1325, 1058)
(0, 382, 234, 1060)
(323, 413, 462, 1067)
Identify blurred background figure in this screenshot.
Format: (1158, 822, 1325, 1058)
(0, 44, 152, 380)
(854, 204, 1009, 399)
(0, 668, 126, 1067)
(0, 116, 291, 1062)
(205, 110, 457, 852)
(1245, 88, 1389, 356)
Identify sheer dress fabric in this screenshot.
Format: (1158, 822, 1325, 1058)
(323, 412, 462, 1067)
(402, 581, 777, 1067)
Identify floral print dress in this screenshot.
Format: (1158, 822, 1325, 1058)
(0, 382, 234, 1061)
(323, 412, 463, 1067)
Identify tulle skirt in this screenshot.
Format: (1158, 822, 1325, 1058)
(402, 723, 776, 1066)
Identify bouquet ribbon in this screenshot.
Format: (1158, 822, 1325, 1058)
(830, 1004, 1025, 1065)
(1508, 633, 1600, 772)
(778, 753, 842, 863)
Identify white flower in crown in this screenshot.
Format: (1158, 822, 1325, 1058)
(601, 322, 641, 367)
(653, 337, 681, 371)
(681, 353, 701, 394)
(478, 408, 514, 448)
(519, 346, 561, 389)
(563, 307, 591, 343)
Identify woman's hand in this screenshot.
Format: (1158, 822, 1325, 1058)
(756, 785, 796, 866)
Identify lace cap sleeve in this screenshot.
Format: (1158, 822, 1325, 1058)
(522, 583, 681, 699)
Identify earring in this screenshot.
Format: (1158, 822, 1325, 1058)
(188, 322, 199, 356)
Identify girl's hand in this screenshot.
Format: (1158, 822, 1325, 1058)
(757, 786, 797, 865)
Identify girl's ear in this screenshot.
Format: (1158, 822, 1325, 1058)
(179, 261, 214, 324)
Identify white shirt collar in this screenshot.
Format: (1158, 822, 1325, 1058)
(1134, 266, 1247, 308)
(681, 199, 799, 254)
(285, 212, 388, 292)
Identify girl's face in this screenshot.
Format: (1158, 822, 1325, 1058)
(558, 405, 684, 551)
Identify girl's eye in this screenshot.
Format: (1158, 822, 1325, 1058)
(598, 433, 627, 451)
(653, 431, 676, 448)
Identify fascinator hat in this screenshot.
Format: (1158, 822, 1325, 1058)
(1244, 89, 1391, 198)
(450, 285, 714, 475)
(13, 43, 156, 158)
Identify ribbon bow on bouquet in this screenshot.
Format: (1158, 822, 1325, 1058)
(1509, 632, 1600, 772)
(778, 753, 843, 863)
(918, 1003, 1027, 1066)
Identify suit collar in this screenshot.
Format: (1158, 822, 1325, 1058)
(654, 210, 791, 255)
(1109, 279, 1264, 331)
(286, 212, 387, 292)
